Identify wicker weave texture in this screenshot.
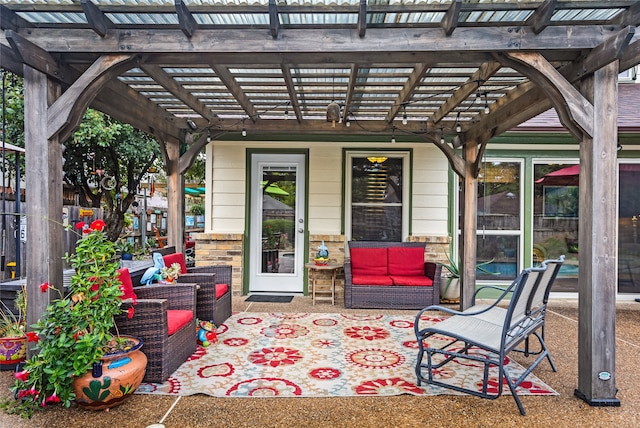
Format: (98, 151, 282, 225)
(345, 241, 441, 309)
(115, 282, 197, 383)
(178, 266, 233, 326)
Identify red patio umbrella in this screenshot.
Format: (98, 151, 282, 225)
(535, 164, 580, 186)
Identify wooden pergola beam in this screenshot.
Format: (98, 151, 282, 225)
(281, 65, 302, 123)
(175, 0, 198, 39)
(81, 0, 113, 38)
(210, 64, 259, 123)
(440, 0, 460, 36)
(525, 0, 557, 35)
(386, 63, 430, 124)
(141, 64, 219, 124)
(18, 26, 621, 54)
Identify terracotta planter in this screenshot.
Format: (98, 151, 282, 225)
(0, 336, 27, 371)
(72, 336, 147, 410)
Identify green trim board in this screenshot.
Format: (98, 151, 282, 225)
(243, 148, 310, 296)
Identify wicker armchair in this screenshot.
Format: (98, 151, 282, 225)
(160, 252, 233, 326)
(114, 268, 197, 384)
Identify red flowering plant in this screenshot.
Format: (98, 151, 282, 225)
(1, 219, 130, 418)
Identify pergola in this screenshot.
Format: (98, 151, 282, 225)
(2, 0, 639, 408)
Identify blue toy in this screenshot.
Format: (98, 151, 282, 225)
(197, 321, 218, 347)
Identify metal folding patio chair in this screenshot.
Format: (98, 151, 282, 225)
(414, 256, 565, 415)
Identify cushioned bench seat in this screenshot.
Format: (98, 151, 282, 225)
(344, 241, 441, 309)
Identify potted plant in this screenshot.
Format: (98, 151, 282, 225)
(440, 249, 497, 302)
(115, 237, 134, 261)
(160, 262, 181, 283)
(1, 219, 146, 418)
(0, 286, 27, 370)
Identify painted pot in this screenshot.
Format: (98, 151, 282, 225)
(72, 336, 147, 410)
(0, 336, 27, 371)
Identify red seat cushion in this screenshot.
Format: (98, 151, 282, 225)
(166, 309, 193, 335)
(351, 274, 394, 286)
(350, 248, 388, 276)
(215, 283, 229, 299)
(388, 247, 425, 276)
(390, 275, 433, 286)
(117, 268, 138, 302)
(163, 253, 188, 275)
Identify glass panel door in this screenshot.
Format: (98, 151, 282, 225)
(249, 154, 305, 293)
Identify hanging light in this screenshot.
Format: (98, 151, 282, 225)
(484, 93, 490, 114)
(326, 101, 340, 128)
(186, 119, 198, 131)
(402, 104, 408, 125)
(391, 127, 396, 144)
(206, 128, 211, 143)
(241, 119, 247, 137)
(345, 112, 351, 127)
(455, 112, 462, 133)
(440, 128, 446, 144)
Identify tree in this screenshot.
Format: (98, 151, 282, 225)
(63, 109, 161, 240)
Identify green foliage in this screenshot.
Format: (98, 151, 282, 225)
(190, 204, 205, 216)
(2, 220, 124, 418)
(0, 286, 26, 338)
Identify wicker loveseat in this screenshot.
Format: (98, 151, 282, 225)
(344, 241, 441, 309)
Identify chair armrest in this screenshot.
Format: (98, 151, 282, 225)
(178, 273, 219, 301)
(134, 283, 197, 311)
(424, 262, 442, 288)
(344, 260, 352, 287)
(115, 298, 169, 337)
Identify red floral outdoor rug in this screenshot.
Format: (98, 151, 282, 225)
(136, 312, 557, 397)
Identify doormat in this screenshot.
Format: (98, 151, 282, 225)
(136, 312, 558, 398)
(245, 295, 294, 303)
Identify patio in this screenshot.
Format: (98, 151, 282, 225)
(1, 296, 638, 428)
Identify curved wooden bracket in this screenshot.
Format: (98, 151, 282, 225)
(47, 54, 138, 142)
(428, 134, 465, 178)
(495, 52, 592, 140)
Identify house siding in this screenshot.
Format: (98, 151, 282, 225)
(200, 140, 451, 295)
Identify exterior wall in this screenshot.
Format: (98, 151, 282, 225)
(199, 140, 451, 296)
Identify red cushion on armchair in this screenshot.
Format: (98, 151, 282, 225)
(163, 252, 188, 274)
(388, 247, 425, 276)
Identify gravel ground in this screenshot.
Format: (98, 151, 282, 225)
(1, 297, 638, 428)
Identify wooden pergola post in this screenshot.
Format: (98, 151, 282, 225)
(574, 61, 620, 407)
(165, 139, 185, 252)
(460, 140, 478, 310)
(23, 67, 64, 354)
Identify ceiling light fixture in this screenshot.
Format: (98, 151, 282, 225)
(367, 156, 388, 165)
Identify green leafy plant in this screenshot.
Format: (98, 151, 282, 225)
(115, 237, 134, 255)
(441, 248, 498, 294)
(190, 203, 205, 216)
(0, 286, 26, 338)
(1, 219, 126, 418)
(160, 262, 182, 282)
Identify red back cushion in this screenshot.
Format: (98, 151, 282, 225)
(166, 310, 193, 335)
(215, 283, 229, 299)
(350, 248, 388, 276)
(117, 268, 138, 302)
(388, 247, 425, 276)
(163, 253, 188, 274)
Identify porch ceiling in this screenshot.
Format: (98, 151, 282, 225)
(2, 1, 640, 145)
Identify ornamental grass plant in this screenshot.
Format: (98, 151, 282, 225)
(1, 219, 130, 418)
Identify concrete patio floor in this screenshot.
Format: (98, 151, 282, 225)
(1, 296, 639, 428)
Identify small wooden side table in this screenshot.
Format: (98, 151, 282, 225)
(305, 262, 343, 305)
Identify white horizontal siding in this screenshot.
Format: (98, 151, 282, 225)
(411, 146, 449, 236)
(206, 141, 451, 237)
